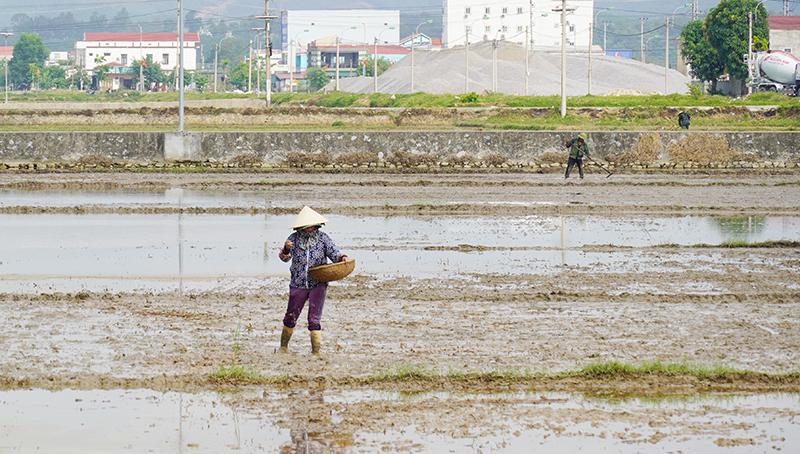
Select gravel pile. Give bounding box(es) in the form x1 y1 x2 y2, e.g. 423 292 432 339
332 40 690 95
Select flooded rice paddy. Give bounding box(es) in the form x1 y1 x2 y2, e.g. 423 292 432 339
0 212 797 293
1 388 797 453
1 174 799 452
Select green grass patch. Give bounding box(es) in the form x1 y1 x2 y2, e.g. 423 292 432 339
719 240 800 248
209 365 289 386
6 89 800 107
362 361 798 385
567 361 752 380
653 240 800 249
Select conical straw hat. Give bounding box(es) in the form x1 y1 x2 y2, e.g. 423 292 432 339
292 206 328 229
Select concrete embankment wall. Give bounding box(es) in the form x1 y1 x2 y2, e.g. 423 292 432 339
0 131 798 164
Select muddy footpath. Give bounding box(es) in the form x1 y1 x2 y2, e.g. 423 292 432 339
1 172 799 452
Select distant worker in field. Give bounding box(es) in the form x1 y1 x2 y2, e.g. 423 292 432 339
564 133 590 180
278 206 350 355
678 111 691 130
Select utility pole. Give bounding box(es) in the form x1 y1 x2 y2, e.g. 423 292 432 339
603 22 607 53
410 20 431 93
335 36 341 90
1 32 13 104
288 40 294 93
264 0 271 105
588 22 592 95
554 0 574 118
248 39 253 93
748 11 754 95
213 43 218 93
177 0 184 133
410 36 414 91
464 27 469 93
524 26 529 95
252 28 263 95
664 17 669 94
492 38 498 92
784 0 790 16
138 25 144 92
529 0 534 48
255 1 275 106
373 38 378 92
640 18 646 62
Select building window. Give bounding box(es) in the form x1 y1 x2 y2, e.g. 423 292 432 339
483 34 489 41
104 52 111 57
485 25 491 32
485 7 490 14
502 7 508 14
502 25 508 32
162 53 169 65
517 7 524 14
466 26 472 34
554 23 559 28
517 26 524 32
500 34 505 40
569 25 575 32
465 7 470 14
121 54 128 65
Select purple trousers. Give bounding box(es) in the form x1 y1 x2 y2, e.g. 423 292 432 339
283 284 327 331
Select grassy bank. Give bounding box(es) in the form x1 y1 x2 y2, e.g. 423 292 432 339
5 89 799 108
209 361 800 390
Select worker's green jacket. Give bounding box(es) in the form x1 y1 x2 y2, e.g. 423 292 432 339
567 139 590 159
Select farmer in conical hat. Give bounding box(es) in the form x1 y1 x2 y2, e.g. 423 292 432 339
278 206 348 355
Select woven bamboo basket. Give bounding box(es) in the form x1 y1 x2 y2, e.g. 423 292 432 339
309 259 356 283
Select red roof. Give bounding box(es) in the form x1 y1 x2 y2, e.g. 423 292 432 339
0 46 12 58
768 16 800 30
312 43 410 55
83 32 199 42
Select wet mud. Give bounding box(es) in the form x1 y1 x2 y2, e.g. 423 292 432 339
1 172 799 451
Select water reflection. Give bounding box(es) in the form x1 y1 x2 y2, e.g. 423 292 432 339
0 388 797 453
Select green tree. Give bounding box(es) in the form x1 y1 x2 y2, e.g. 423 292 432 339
364 57 392 77
706 0 768 81
680 20 725 91
227 60 249 90
9 33 48 89
307 67 329 92
190 71 208 92
130 56 167 90
40 65 69 89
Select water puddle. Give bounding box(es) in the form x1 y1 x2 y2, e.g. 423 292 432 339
0 213 797 293
0 388 796 453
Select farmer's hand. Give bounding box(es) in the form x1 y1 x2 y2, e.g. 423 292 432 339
283 240 293 252
339 255 349 263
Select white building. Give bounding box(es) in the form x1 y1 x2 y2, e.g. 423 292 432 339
442 0 594 50
75 32 199 71
281 10 400 70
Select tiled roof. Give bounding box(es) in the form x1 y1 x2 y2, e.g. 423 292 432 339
83 32 200 42
768 16 800 30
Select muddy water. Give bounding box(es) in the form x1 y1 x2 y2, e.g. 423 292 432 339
1 213 798 293
1 388 797 453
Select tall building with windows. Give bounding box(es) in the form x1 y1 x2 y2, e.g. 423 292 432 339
442 0 594 49
75 32 199 72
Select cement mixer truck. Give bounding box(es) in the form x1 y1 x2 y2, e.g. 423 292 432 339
749 51 800 96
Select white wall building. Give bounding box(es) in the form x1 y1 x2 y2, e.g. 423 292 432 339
75 32 199 71
281 9 400 70
442 0 594 50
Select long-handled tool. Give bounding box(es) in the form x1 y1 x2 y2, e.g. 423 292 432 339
586 156 614 178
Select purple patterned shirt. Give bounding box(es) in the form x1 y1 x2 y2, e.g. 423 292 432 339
281 231 342 289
